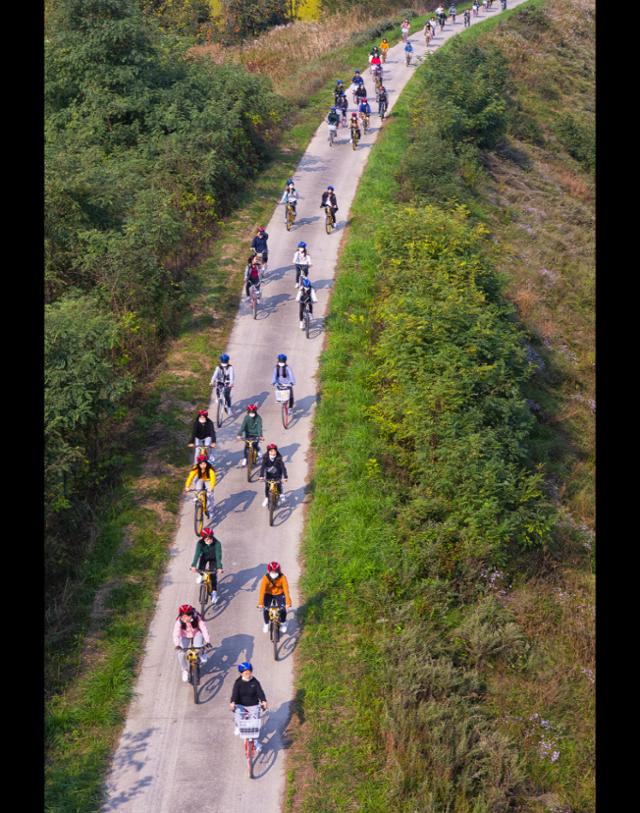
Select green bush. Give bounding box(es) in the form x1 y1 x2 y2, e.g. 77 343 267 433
553 112 595 171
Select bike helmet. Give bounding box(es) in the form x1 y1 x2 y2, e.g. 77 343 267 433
286 177 294 185
247 403 258 412
178 604 195 616
198 409 208 416
266 443 278 451
257 225 265 232
301 277 311 289
267 561 281 573
327 185 334 190
336 79 343 84
219 354 230 363
297 241 306 248
197 454 208 463
277 353 287 362
201 527 214 538
238 661 253 673
331 106 337 112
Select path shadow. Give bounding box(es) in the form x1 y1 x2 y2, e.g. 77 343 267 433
295 216 321 227
312 278 333 290
307 317 324 340
259 292 291 317
271 484 309 527
251 699 296 779
277 442 300 464
290 394 317 423
275 611 300 662
103 728 157 810
334 218 352 233
264 264 291 284
213 488 257 524
198 632 256 704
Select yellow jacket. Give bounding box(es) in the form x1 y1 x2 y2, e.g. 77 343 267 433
185 464 216 490
380 40 390 51
258 573 292 607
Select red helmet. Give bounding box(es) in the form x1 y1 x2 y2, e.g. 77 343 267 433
197 454 208 463
267 443 278 451
198 410 208 417
178 604 195 616
247 404 258 412
267 561 281 573
201 527 214 537
257 225 265 232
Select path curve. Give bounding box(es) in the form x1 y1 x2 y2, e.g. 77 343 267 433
102 5 525 811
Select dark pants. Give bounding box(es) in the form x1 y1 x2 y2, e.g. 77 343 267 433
295 264 309 285
244 436 260 461
216 383 232 408
197 556 218 590
264 479 282 499
246 280 261 297
263 593 286 625
299 300 313 321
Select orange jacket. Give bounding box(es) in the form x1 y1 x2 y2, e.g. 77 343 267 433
258 573 292 607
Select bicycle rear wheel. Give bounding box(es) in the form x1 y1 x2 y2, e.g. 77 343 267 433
281 401 289 429
252 292 257 319
268 489 276 527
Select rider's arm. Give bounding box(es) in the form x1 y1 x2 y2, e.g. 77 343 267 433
208 467 216 489
191 540 203 569
185 467 197 490
214 538 222 570
210 367 219 386
207 419 217 444
280 458 288 480
173 619 182 647
256 415 263 436
296 290 302 302
311 288 318 303
259 454 267 478
281 574 292 607
280 190 288 204
197 616 211 645
254 678 267 703
257 575 268 606
288 368 296 386
272 367 278 386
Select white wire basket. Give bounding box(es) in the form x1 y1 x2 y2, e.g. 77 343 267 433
274 387 290 403
236 709 262 739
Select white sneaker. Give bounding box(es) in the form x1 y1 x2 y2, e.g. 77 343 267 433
211 590 218 604
200 654 208 664
300 321 304 329
280 624 288 634
195 574 202 584
263 623 269 633
294 281 299 288
255 741 263 753
234 726 240 736
241 458 247 467
181 670 189 682
279 495 286 504
262 497 269 507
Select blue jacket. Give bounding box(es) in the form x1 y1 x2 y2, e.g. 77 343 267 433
251 233 269 253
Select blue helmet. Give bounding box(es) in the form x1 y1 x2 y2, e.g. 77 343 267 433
277 353 287 362
238 661 253 673
297 241 306 248
286 177 294 185
336 79 343 84
301 277 311 289
219 353 230 363
327 185 334 191
331 106 337 112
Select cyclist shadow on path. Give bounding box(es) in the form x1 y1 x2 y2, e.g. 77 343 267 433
213 488 257 525
288 394 317 426
198 632 256 705
274 613 301 662
252 699 296 779
103 729 156 810
263 264 291 284
294 215 321 227
271 484 310 527
204 563 265 623
256 292 291 319
277 442 300 464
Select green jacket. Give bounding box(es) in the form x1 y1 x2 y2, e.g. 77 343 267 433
239 413 263 437
191 537 222 569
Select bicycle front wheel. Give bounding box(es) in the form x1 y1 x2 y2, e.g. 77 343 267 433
246 738 254 778
252 295 257 319
194 499 204 536
305 310 310 339
281 401 289 429
199 583 208 616
246 448 252 482
273 621 280 660
216 397 224 427
269 490 276 527
191 662 200 704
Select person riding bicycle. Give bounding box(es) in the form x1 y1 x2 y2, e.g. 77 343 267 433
236 404 264 467
351 69 364 86
173 604 211 682
188 409 216 464
296 276 318 330
463 8 471 26
401 18 411 40
184 454 216 517
251 226 269 271
404 40 414 61
293 241 312 288
449 4 457 22
259 443 288 506
377 84 388 116
210 353 234 411
380 38 389 59
337 91 349 124
273 353 295 409
190 527 223 602
327 106 340 141
369 49 381 74
358 97 371 127
320 186 338 224
257 562 292 635
230 662 268 747
280 184 298 224
333 79 344 104
244 254 262 299
349 112 361 144
354 82 367 104
429 15 438 35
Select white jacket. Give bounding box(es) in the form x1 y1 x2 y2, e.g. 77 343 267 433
293 251 312 267
296 287 318 303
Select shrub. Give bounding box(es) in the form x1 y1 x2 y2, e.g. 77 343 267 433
553 112 595 171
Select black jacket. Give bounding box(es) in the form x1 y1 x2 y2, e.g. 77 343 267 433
231 675 267 705
321 191 338 209
260 452 288 480
192 417 216 442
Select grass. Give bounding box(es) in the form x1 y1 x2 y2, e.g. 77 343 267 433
286 1 594 811
44 6 440 811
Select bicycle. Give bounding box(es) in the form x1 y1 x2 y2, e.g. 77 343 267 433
184 642 212 704
240 437 261 482
234 705 265 778
275 385 291 429
215 382 231 427
197 566 221 616
248 281 260 320
302 298 312 339
266 601 282 658
189 440 215 466
286 202 296 231
360 113 369 134
350 127 360 150
328 124 337 147
265 479 281 526
378 99 388 120
324 205 336 235
189 488 211 536
405 51 412 67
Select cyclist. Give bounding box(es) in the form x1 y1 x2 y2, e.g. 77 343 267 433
358 96 371 130
351 70 363 104
333 79 344 105
380 38 390 62
354 81 368 105
284 177 294 193
273 353 295 409
230 662 268 747
173 604 211 682
404 40 414 64
259 443 288 506
423 20 433 45
401 18 410 41
244 254 262 300
184 454 216 517
449 4 457 23
190 527 223 603
280 184 298 225
188 409 216 464
257 561 292 635
500 0 507 9
236 404 264 467
472 1 479 15
463 8 471 27
251 226 269 274
369 48 381 76
293 241 312 288
320 185 338 225
296 276 318 330
429 15 438 36
436 5 446 28
210 353 234 412
349 112 361 145
337 91 349 126
377 84 388 118
327 106 340 143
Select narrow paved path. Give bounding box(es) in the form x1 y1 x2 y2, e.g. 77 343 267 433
102 5 525 811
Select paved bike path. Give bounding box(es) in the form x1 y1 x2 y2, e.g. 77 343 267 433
101 5 525 811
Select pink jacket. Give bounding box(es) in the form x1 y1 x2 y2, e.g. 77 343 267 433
173 617 210 647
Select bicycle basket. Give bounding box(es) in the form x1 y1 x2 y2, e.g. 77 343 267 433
275 387 289 403
237 712 262 739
